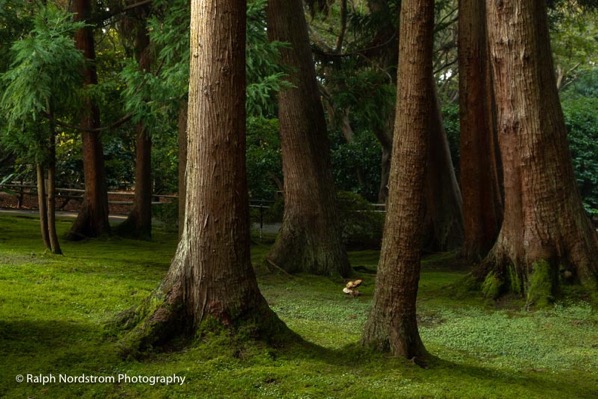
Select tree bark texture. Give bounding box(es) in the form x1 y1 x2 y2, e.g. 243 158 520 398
480 0 598 304
458 0 502 261
67 0 110 240
362 0 433 361
266 0 350 277
119 12 153 240
118 0 290 353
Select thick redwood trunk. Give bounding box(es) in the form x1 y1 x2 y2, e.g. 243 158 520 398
362 0 433 361
118 0 291 353
67 0 110 240
458 0 502 261
478 0 598 305
120 20 153 239
266 0 350 277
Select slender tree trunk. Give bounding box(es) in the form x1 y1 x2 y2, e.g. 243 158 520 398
266 0 350 277
119 17 153 239
67 0 110 240
362 0 433 362
422 90 464 252
458 0 502 261
36 163 51 250
478 0 598 305
177 100 188 238
46 105 62 254
118 0 292 354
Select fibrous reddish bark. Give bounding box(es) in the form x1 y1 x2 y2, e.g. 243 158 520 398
362 0 433 361
479 0 598 305
67 0 110 240
118 0 291 353
266 0 350 277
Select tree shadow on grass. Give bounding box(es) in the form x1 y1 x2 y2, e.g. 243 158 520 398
278 339 598 399
0 319 117 370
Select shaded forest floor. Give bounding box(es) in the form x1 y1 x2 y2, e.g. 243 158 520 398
0 214 596 398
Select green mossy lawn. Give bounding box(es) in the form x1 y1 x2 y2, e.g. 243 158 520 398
0 214 596 398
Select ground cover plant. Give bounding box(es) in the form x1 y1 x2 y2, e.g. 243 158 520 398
0 214 597 398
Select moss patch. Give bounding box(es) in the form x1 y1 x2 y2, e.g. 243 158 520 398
481 271 503 299
526 260 556 309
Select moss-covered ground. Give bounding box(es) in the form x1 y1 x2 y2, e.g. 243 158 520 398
0 214 596 398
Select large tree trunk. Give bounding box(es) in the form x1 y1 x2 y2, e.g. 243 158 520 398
117 0 292 354
67 0 110 240
422 90 464 252
362 0 433 362
119 16 153 240
458 0 502 261
478 0 598 305
266 0 350 277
